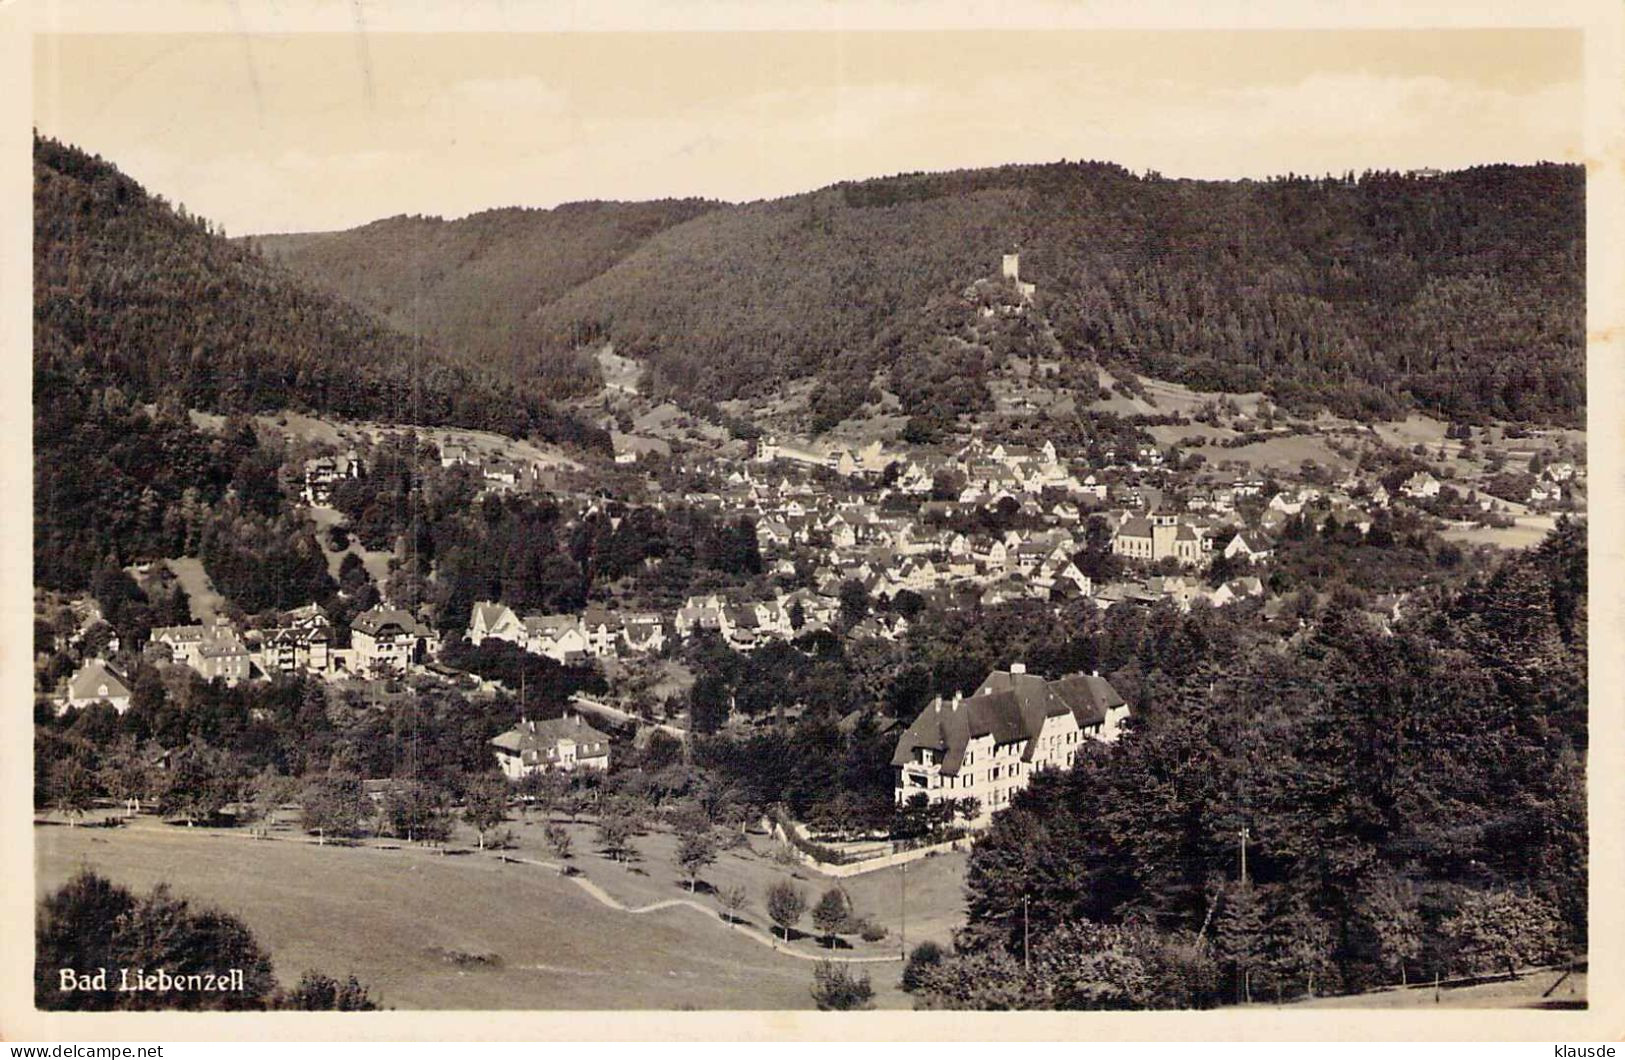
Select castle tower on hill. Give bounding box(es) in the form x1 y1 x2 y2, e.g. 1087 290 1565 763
1001 252 1037 301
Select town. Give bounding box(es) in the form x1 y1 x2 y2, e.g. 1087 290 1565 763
31 110 1590 1016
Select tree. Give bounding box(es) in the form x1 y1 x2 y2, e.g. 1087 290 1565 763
49 757 97 826
717 883 749 926
596 814 636 865
674 829 718 892
689 671 732 736
810 960 874 1010
159 741 243 827
1356 872 1423 986
36 870 278 1011
901 940 946 992
462 774 510 850
1440 890 1566 980
910 948 1034 1010
280 972 380 1011
837 579 870 627
383 780 451 843
766 879 808 942
299 773 367 843
811 887 851 948
243 768 297 839
1262 890 1335 1001
521 769 569 822
98 741 151 817
1214 884 1265 1004
1031 920 1153 1010
543 822 573 862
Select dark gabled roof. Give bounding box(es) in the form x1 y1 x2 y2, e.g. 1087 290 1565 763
1045 673 1127 729
1118 516 1154 538
890 691 1031 775
67 660 131 702
491 714 612 763
891 667 1124 775
352 608 425 637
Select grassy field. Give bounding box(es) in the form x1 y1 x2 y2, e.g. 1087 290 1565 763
36 820 923 1010
1287 968 1585 1010
1439 515 1560 551
476 812 969 954
162 557 227 624
306 505 395 586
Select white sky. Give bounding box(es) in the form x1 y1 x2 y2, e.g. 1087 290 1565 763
33 30 1583 236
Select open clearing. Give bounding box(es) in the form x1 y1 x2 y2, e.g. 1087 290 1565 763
1440 515 1560 551
162 557 227 623
465 813 969 956
1287 968 1584 1010
37 820 920 1010
306 505 395 586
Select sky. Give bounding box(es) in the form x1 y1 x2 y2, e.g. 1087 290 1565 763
33 29 1584 236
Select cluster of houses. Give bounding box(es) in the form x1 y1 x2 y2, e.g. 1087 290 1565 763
144 606 434 685
57 604 440 714
467 589 856 662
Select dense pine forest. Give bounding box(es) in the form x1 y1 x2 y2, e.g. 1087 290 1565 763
908 519 1587 1008
33 134 608 446
257 158 1583 426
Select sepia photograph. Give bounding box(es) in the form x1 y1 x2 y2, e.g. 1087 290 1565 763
8 0 1623 1043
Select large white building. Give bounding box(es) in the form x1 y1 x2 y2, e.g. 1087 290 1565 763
891 665 1128 826
491 713 612 780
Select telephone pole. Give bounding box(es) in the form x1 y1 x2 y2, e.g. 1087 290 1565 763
1022 894 1031 974
899 861 908 958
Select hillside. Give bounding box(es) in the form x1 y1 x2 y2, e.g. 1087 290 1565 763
529 162 1583 424
248 198 718 393
261 159 1584 427
33 133 606 447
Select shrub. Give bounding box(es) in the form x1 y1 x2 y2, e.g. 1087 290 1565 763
810 960 875 1010
901 940 945 992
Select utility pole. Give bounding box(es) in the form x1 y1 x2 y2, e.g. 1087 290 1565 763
1239 825 1250 887
1023 894 1031 974
899 861 908 958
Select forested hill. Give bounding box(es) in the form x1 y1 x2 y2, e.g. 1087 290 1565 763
32 134 607 448
247 198 718 393
529 161 1583 424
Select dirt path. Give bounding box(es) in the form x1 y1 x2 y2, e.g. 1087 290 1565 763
511 856 901 964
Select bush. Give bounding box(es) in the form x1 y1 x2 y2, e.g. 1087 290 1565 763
810 960 875 1010
900 940 945 992
859 920 890 943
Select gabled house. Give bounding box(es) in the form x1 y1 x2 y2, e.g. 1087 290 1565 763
468 601 525 647
1223 533 1274 562
351 608 430 675
620 613 668 654
151 619 253 684
63 659 132 714
491 713 612 780
302 451 363 506
891 665 1128 826
1401 471 1441 499
580 606 624 659
525 615 591 664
